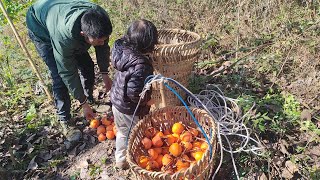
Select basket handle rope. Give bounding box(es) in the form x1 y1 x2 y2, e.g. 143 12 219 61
125 74 214 159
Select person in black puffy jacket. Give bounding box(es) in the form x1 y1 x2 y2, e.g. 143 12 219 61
110 19 158 170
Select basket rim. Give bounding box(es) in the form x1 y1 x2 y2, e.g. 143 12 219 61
154 28 201 50
126 106 217 179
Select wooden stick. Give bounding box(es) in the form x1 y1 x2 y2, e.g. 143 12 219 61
160 79 167 108
0 0 53 102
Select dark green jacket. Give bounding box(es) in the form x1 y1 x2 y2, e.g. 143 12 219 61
26 0 111 103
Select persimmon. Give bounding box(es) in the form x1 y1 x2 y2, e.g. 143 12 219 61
148 149 159 160
98 133 106 142
172 133 181 143
192 141 202 149
152 135 163 147
155 154 163 167
162 154 173 166
89 119 100 129
155 131 164 138
180 132 193 142
166 134 178 146
146 160 159 170
176 159 190 171
169 143 182 157
172 122 184 134
182 141 193 151
101 117 112 126
106 125 114 131
154 147 162 154
138 156 149 168
142 137 152 149
96 125 106 135
145 127 158 138
106 130 115 139
188 127 199 137
192 151 204 161
200 142 209 151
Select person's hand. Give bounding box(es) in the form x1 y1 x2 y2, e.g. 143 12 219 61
101 74 112 93
82 103 95 120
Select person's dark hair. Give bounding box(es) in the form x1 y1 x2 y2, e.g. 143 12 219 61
81 8 112 39
124 19 158 53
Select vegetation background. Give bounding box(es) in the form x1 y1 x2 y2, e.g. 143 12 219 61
0 0 319 179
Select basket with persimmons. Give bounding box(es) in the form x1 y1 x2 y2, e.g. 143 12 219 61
127 106 217 180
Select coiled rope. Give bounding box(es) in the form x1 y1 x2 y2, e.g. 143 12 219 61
126 74 264 179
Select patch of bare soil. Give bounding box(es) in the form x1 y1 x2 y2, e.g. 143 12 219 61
60 141 133 180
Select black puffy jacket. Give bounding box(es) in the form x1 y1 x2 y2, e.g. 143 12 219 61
110 38 153 116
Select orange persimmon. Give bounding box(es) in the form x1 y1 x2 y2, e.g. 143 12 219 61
152 135 163 148
166 134 178 146
96 125 106 135
142 137 152 150
138 155 149 168
106 130 115 140
172 122 184 134
98 133 106 142
101 117 112 126
180 132 193 142
169 143 182 157
148 148 159 160
89 119 100 129
162 154 173 166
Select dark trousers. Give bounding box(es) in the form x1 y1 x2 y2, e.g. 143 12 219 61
28 30 94 121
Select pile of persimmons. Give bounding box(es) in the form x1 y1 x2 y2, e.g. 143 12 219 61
89 115 117 142
138 122 209 174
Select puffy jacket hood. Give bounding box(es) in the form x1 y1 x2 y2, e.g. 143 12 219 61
112 38 150 72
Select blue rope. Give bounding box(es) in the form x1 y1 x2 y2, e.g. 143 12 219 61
163 81 213 158
126 75 214 159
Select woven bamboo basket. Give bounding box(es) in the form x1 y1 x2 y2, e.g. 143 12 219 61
150 29 201 109
127 106 217 180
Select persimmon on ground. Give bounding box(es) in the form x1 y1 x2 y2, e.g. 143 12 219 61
89 119 100 129
89 116 116 141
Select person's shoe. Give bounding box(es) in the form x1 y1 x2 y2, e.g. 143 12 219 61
115 161 129 170
58 121 82 142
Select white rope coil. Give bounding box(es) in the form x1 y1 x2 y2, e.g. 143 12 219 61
136 76 265 179
187 84 264 179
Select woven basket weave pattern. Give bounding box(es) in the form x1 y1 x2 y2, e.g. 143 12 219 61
127 106 216 180
150 29 201 109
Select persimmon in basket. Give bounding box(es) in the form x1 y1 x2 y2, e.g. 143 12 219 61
136 122 209 174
